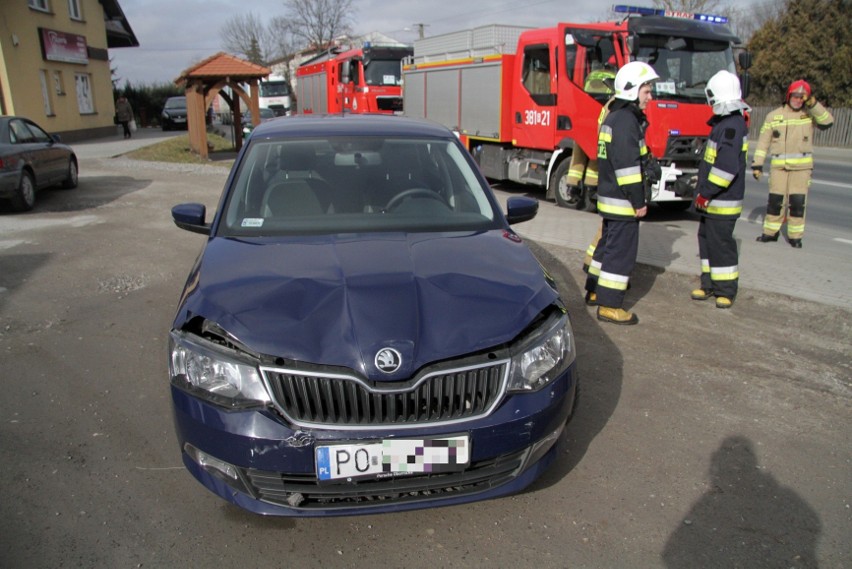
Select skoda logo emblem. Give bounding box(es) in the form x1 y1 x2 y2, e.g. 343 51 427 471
375 348 402 373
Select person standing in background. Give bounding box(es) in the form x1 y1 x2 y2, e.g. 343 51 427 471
115 95 134 139
751 80 833 248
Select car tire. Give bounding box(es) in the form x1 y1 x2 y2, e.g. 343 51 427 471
61 159 78 189
551 159 585 210
162 123 171 131
11 170 36 212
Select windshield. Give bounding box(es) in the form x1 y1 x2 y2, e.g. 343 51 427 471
260 81 291 97
635 36 735 103
219 136 498 237
364 60 403 86
165 97 186 109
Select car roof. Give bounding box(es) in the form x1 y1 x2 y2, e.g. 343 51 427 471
249 114 456 140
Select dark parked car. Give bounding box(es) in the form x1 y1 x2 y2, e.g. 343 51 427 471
169 114 578 516
0 116 78 212
241 107 277 138
161 96 188 131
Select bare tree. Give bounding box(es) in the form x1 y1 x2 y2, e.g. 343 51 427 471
727 0 785 44
652 0 729 12
220 12 278 65
284 0 355 49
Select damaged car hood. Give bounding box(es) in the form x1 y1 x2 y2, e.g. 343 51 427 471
174 230 557 381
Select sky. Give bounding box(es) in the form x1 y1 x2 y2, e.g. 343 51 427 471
108 0 623 85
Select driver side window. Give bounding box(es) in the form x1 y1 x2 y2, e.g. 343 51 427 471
522 46 551 96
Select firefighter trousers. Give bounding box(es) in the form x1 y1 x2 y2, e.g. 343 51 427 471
697 216 739 300
566 148 599 189
762 168 811 239
583 222 604 271
585 217 639 309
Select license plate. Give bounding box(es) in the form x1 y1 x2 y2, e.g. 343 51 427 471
316 435 469 482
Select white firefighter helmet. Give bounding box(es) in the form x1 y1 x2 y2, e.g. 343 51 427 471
614 61 659 101
705 70 742 107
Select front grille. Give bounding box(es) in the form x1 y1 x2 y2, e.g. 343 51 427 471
664 135 706 165
376 96 404 112
243 448 526 510
263 361 508 428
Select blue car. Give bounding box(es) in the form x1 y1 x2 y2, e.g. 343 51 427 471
169 114 578 516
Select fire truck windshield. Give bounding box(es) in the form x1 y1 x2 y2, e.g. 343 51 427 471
635 36 735 103
364 60 403 86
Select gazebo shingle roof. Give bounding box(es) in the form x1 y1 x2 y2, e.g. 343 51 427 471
175 52 270 82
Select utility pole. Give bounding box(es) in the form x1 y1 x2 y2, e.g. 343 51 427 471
412 23 429 39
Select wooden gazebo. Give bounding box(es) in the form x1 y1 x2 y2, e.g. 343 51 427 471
175 52 271 158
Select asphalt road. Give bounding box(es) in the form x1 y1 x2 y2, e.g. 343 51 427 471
0 138 850 568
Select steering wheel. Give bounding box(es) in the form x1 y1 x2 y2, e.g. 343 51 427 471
385 188 448 211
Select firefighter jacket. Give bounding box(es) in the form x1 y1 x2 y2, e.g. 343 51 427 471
596 100 649 220
752 101 833 171
697 112 748 220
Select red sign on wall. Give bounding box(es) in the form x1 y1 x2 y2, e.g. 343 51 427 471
39 28 88 65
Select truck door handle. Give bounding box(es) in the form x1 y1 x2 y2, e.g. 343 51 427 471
515 112 522 124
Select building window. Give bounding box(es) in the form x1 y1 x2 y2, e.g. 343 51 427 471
28 0 50 12
75 73 94 114
68 0 83 20
53 70 66 95
40 70 54 116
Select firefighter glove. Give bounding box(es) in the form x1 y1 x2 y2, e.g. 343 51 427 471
804 95 817 109
752 166 763 181
694 194 710 211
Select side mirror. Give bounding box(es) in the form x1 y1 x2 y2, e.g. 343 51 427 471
172 203 210 235
739 71 751 99
51 134 63 143
738 51 752 71
506 196 538 225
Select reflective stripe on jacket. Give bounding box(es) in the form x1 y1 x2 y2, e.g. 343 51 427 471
752 101 834 171
697 112 748 220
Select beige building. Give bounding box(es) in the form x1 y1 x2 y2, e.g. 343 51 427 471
0 0 137 142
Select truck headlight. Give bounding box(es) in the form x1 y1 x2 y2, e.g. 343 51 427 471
169 330 271 408
507 311 575 392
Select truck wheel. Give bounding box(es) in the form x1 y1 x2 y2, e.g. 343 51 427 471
11 171 36 212
550 160 584 210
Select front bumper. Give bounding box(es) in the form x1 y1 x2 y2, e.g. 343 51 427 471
171 363 577 516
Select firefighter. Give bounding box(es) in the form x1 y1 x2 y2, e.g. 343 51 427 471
752 79 834 248
690 70 750 309
562 56 617 207
585 61 659 325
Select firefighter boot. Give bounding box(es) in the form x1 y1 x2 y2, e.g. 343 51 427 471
789 238 803 248
597 306 638 325
756 233 779 243
715 297 733 309
585 291 598 306
691 288 713 301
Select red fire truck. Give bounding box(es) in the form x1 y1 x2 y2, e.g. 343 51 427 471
402 5 751 210
296 44 413 115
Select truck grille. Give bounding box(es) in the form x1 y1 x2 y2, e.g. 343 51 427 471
664 135 705 165
376 96 404 112
243 448 525 510
262 361 508 428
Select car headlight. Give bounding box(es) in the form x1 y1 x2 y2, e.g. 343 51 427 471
169 330 271 408
507 311 575 392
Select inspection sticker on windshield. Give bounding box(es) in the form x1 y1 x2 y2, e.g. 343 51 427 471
316 435 469 482
241 218 264 228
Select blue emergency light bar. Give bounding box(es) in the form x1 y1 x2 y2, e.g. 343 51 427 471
613 4 728 24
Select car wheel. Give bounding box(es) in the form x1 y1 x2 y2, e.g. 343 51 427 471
550 159 585 210
61 159 78 189
11 171 36 212
162 123 170 131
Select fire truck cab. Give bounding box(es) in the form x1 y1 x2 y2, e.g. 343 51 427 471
297 44 413 115
403 5 750 210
